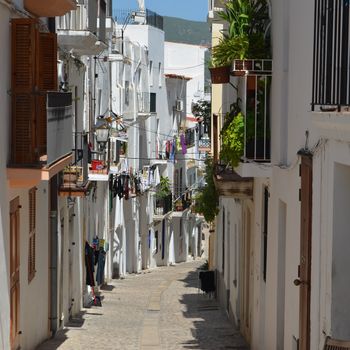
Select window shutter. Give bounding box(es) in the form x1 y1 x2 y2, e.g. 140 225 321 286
37 32 58 156
11 19 37 164
28 187 36 282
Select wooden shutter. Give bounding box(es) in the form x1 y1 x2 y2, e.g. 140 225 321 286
37 32 58 157
28 187 36 282
11 18 38 164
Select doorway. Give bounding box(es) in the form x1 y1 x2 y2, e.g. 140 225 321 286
297 155 312 350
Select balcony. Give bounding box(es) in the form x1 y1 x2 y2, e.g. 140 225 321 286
88 159 110 181
24 0 76 17
8 92 73 188
171 190 192 217
59 133 91 197
137 91 151 118
228 67 272 178
198 135 211 152
153 194 173 221
185 128 196 148
213 164 253 198
56 2 107 56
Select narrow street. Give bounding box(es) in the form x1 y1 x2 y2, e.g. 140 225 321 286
37 261 248 350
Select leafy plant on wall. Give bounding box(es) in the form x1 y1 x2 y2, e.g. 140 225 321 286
220 112 245 167
156 176 171 199
193 158 219 223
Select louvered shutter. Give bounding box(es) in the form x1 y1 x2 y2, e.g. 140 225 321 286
37 32 58 157
11 19 37 164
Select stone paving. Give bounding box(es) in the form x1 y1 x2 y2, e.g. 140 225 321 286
37 260 248 350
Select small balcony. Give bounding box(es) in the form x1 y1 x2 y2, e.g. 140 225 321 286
198 135 211 152
213 163 253 198
24 0 76 17
88 159 110 181
153 194 173 221
8 92 73 188
56 2 107 56
59 133 91 197
137 91 151 117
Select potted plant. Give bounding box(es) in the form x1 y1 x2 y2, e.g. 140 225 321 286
208 59 231 84
210 0 271 77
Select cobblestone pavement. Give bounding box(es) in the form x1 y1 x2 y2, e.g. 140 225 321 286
37 260 248 350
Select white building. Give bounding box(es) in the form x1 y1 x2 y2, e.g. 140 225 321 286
209 0 350 349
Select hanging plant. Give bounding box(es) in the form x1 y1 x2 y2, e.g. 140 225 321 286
193 158 219 223
220 112 245 167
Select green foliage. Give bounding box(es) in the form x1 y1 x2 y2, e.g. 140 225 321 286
211 0 271 67
193 159 219 223
220 112 245 167
192 100 211 126
156 176 171 199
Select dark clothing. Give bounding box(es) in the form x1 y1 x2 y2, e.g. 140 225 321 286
85 242 95 286
96 249 106 285
199 271 215 293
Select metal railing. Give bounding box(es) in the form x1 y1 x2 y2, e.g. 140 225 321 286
243 74 271 162
312 0 350 111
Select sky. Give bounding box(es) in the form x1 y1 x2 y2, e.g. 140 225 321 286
113 0 208 22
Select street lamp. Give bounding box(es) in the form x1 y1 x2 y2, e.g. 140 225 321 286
94 116 110 151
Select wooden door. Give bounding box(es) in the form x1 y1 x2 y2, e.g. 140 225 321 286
10 197 21 350
297 155 313 350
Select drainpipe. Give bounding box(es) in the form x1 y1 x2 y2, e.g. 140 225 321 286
49 176 58 335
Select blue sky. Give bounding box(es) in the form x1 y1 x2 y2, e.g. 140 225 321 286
113 0 208 22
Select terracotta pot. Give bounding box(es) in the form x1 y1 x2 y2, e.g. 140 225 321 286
209 66 231 84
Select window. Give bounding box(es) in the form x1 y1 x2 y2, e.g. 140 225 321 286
155 230 159 253
125 81 129 106
150 93 156 113
263 187 269 281
158 62 162 87
312 0 350 110
28 187 36 282
149 60 153 86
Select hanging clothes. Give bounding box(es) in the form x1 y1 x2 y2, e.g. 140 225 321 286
124 175 129 200
96 248 106 285
165 141 170 159
85 241 95 286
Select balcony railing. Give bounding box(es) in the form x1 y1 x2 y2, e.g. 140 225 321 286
154 194 173 216
232 59 272 75
243 74 271 162
57 4 94 33
312 0 350 111
199 136 211 149
59 132 90 196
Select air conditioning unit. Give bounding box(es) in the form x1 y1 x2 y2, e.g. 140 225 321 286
176 99 183 112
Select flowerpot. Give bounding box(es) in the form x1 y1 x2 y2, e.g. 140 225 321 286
209 66 231 84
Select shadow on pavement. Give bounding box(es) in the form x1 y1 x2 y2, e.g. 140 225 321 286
178 270 249 350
